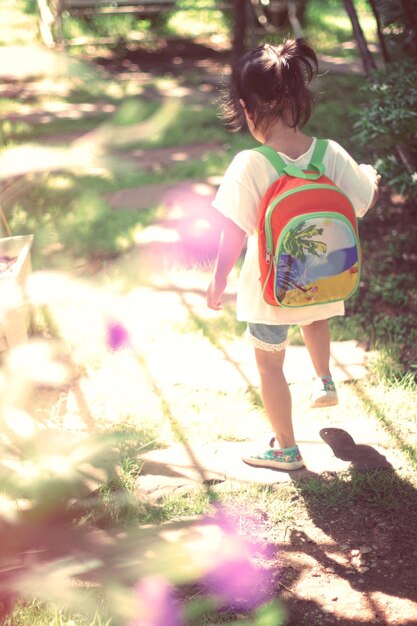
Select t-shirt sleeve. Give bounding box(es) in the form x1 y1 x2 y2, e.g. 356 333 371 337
327 141 377 218
212 151 260 235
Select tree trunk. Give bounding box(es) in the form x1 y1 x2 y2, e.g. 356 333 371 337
367 0 391 63
400 0 417 34
232 0 246 61
343 0 377 76
288 0 303 39
400 0 417 56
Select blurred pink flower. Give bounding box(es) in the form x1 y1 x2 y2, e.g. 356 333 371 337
202 507 275 610
131 575 181 626
106 319 130 351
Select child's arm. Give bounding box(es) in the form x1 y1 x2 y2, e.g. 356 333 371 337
207 216 247 311
359 164 381 210
327 142 381 217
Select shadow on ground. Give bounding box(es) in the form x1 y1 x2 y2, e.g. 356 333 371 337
279 433 417 625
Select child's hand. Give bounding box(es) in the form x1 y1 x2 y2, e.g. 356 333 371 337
207 276 227 310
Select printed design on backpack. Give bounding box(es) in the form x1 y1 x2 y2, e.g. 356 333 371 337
255 139 361 308
276 214 359 306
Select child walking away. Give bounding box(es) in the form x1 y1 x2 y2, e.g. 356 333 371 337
206 39 380 471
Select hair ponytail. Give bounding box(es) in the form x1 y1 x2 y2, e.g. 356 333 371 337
221 38 318 131
279 38 317 82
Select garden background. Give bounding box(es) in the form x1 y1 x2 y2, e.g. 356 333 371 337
0 1 417 625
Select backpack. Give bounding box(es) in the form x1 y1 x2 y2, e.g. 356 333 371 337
254 139 361 308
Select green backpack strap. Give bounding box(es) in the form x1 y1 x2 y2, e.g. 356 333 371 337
253 139 329 181
253 144 287 176
308 138 329 172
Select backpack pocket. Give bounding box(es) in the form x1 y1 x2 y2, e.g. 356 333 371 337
273 212 360 307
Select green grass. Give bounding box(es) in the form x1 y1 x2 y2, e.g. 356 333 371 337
180 303 246 342
137 487 214 525
140 105 230 149
351 375 417 470
58 13 153 45
5 602 111 626
0 114 112 144
2 97 252 269
6 171 158 268
165 1 228 38
298 465 417 511
51 0 227 44
307 73 370 159
218 483 304 526
304 0 377 58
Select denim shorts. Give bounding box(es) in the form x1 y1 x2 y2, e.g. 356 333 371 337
247 323 289 352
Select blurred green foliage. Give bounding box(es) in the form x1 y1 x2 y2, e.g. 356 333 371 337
355 60 417 200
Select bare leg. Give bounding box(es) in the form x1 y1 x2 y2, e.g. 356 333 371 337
300 319 332 378
254 347 295 449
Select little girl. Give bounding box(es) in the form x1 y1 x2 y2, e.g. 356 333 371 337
207 39 380 471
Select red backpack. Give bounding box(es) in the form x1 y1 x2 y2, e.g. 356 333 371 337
255 139 361 308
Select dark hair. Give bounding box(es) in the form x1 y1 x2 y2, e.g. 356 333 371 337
222 38 318 131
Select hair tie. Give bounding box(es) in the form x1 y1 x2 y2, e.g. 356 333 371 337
265 43 291 69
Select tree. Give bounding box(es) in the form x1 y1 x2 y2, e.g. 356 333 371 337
367 0 391 63
343 0 377 75
232 0 247 61
400 0 417 55
351 0 417 199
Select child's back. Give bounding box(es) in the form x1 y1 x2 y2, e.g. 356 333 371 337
207 39 380 471
213 136 377 324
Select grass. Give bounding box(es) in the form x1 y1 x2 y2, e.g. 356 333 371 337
5 171 158 269
0 113 112 143
50 0 227 44
304 0 377 58
351 376 417 470
180 303 246 342
298 466 417 511
5 602 111 626
140 105 230 149
2 98 251 270
307 73 368 158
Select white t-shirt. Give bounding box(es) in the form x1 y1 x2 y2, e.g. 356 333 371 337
213 138 376 325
